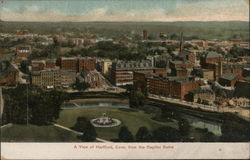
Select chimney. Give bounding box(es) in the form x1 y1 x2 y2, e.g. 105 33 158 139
179 32 184 53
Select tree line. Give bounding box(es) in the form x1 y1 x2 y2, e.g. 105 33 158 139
2 84 68 125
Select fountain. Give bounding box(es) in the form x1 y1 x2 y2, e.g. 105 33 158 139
90 113 121 127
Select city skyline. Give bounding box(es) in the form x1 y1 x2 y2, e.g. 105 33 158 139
0 0 249 22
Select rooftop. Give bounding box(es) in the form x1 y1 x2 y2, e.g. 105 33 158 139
220 72 237 81
206 52 223 58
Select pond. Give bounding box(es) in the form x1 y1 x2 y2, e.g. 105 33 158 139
182 114 222 136
61 101 129 109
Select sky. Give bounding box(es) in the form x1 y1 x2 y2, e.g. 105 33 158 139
0 0 249 22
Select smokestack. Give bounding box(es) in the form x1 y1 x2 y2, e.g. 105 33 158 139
143 30 148 40
179 32 184 53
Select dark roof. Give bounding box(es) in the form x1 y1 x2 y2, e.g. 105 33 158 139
206 52 223 58
220 72 237 81
234 81 250 98
178 50 191 58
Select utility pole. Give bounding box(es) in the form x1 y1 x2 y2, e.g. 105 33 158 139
26 84 29 126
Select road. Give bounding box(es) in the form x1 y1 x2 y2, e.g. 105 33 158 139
11 63 28 84
148 94 250 121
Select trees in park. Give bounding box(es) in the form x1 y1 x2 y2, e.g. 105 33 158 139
71 116 97 142
135 126 152 142
152 126 181 142
118 126 134 142
3 85 68 125
220 118 250 142
178 119 190 137
73 81 90 91
129 90 145 109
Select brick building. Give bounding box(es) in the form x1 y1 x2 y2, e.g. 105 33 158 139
78 57 95 72
200 52 224 67
45 60 56 69
147 76 200 100
171 68 188 77
56 57 95 72
56 57 78 71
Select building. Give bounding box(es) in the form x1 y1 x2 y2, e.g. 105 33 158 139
31 60 45 72
188 89 215 104
0 61 19 86
178 50 196 63
230 98 250 108
45 60 56 69
147 76 200 100
169 60 194 70
56 57 78 71
77 70 101 88
200 52 224 67
78 57 96 72
111 60 154 86
56 57 95 72
219 72 239 87
31 69 76 89
99 60 112 75
16 45 31 58
143 30 148 40
171 68 188 77
202 69 214 81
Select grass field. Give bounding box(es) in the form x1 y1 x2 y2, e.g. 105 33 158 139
56 107 177 140
1 124 81 142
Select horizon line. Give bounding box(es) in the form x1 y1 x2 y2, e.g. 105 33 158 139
1 20 249 23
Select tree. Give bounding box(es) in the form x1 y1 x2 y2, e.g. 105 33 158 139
72 117 89 132
220 119 250 142
73 80 90 91
200 129 216 142
153 126 181 142
136 126 152 142
118 126 134 142
3 85 68 125
80 121 97 142
129 90 145 109
178 119 190 135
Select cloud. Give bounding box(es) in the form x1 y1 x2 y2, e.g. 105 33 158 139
0 2 249 22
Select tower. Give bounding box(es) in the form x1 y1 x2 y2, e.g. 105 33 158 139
179 32 184 53
143 30 148 40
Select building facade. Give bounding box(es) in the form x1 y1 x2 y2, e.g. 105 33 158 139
111 60 154 86
31 70 76 89
147 76 200 100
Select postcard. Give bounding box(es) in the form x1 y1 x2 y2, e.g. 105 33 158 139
0 0 249 159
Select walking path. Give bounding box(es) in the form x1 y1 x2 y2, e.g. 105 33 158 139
53 123 112 143
0 123 13 129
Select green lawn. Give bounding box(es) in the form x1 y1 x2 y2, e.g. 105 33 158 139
1 124 81 142
56 107 177 140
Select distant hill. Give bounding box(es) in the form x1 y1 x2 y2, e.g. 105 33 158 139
0 21 249 41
